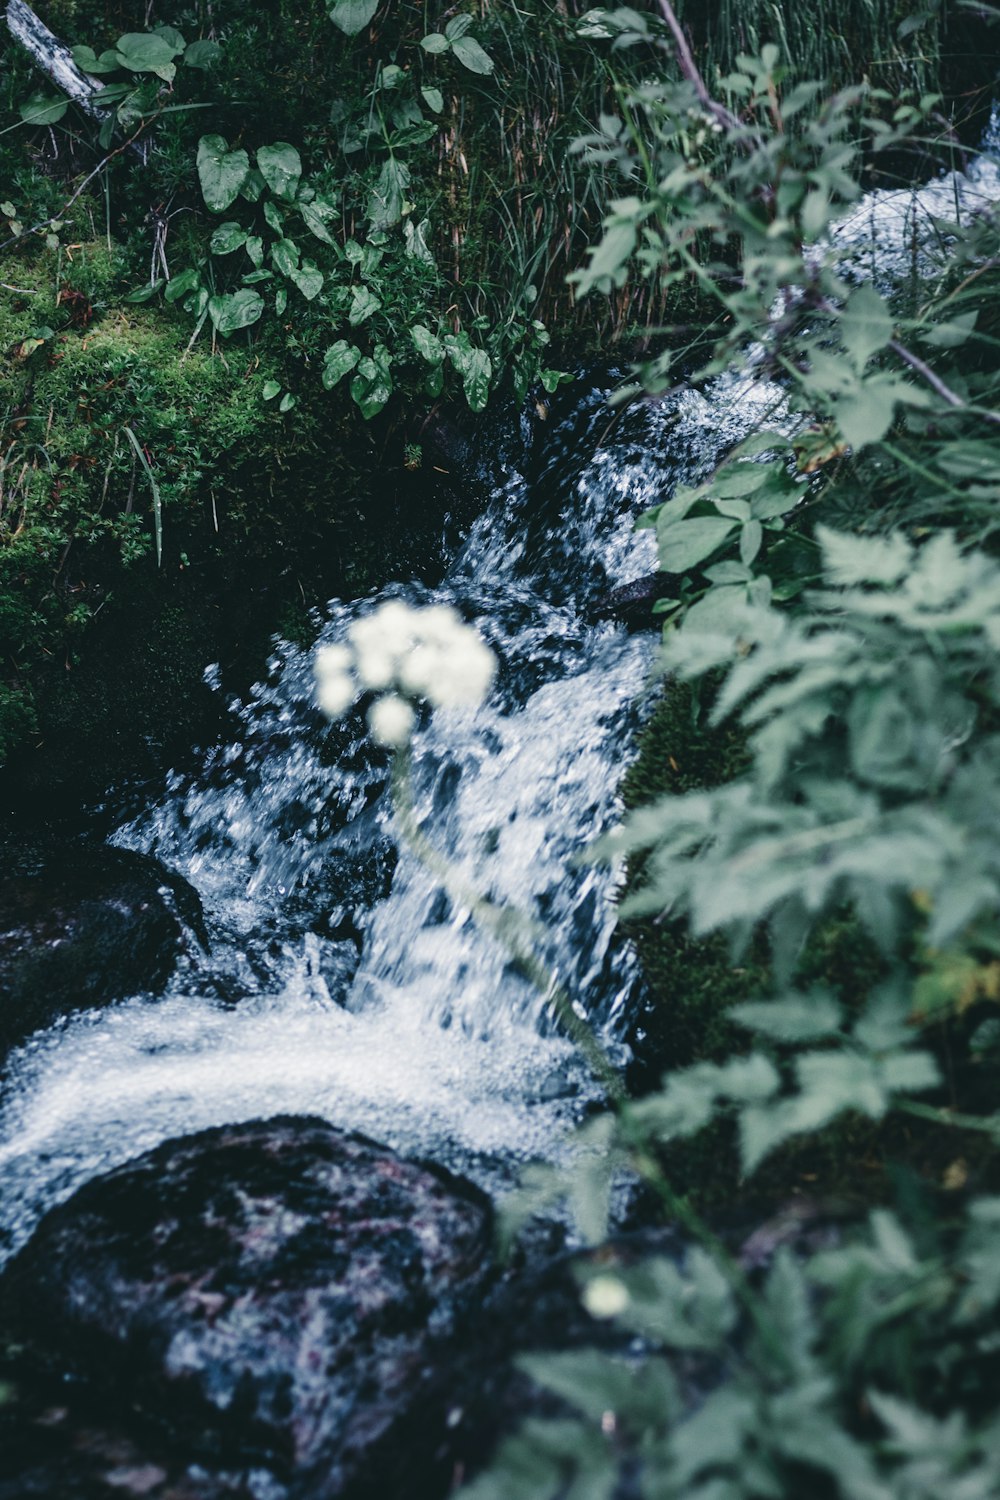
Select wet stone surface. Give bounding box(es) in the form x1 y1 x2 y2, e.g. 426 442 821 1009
0 1116 493 1498
0 843 205 1058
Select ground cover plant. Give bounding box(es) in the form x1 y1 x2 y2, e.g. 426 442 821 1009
453 6 1000 1497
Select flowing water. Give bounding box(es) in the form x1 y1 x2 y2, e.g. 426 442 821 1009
0 368 786 1264
1 124 998 1265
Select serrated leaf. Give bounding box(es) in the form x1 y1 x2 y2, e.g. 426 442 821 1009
197 135 250 212
731 993 843 1041
328 0 379 36
257 142 302 202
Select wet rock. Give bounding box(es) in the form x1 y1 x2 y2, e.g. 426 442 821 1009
0 844 205 1056
0 1116 493 1498
591 572 681 629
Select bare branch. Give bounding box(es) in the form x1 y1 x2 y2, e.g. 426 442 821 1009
5 0 106 120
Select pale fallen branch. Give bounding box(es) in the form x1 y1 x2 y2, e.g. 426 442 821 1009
5 0 106 120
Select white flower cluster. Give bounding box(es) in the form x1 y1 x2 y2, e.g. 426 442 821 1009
314 600 496 748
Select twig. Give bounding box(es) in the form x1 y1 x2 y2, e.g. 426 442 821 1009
655 0 744 135
889 337 1000 426
0 114 160 255
5 0 105 120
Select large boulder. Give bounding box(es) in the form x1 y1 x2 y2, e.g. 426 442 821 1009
0 1116 493 1498
0 843 205 1054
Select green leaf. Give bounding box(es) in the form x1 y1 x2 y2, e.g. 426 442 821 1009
115 31 181 80
279 391 296 412
70 45 120 75
197 135 250 212
420 32 450 53
299 199 337 246
731 993 843 1042
207 288 265 336
445 14 474 40
246 235 264 267
184 39 222 69
19 93 68 125
411 324 444 364
209 221 247 255
164 266 202 303
922 310 978 348
444 334 492 411
272 238 301 277
263 199 285 234
840 284 893 372
657 515 737 573
257 142 302 202
451 35 495 73
421 86 444 113
817 525 911 585
153 25 186 51
274 287 288 316
329 0 379 36
836 379 899 449
322 340 361 389
262 380 281 400
367 157 411 231
351 345 393 418
349 284 382 325
290 260 324 300
740 519 763 567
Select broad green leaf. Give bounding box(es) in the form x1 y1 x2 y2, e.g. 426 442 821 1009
420 32 450 53
922 310 978 348
740 519 762 566
290 260 324 299
246 235 264 267
657 516 737 573
262 380 281 400
209 221 246 255
207 287 264 336
452 34 495 72
404 217 435 264
70 45 120 75
351 346 393 418
411 324 444 364
299 199 337 245
445 14 474 39
322 340 361 389
272 238 301 276
257 142 302 202
279 391 296 412
840 284 893 372
836 382 897 448
115 31 181 80
275 287 288 316
153 25 186 51
164 266 202 303
349 284 382 325
328 0 379 36
571 219 637 296
19 93 68 125
263 199 285 234
197 135 250 212
240 168 266 203
367 157 411 231
184 39 222 69
421 86 444 113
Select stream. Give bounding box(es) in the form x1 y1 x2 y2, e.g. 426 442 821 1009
0 119 998 1267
